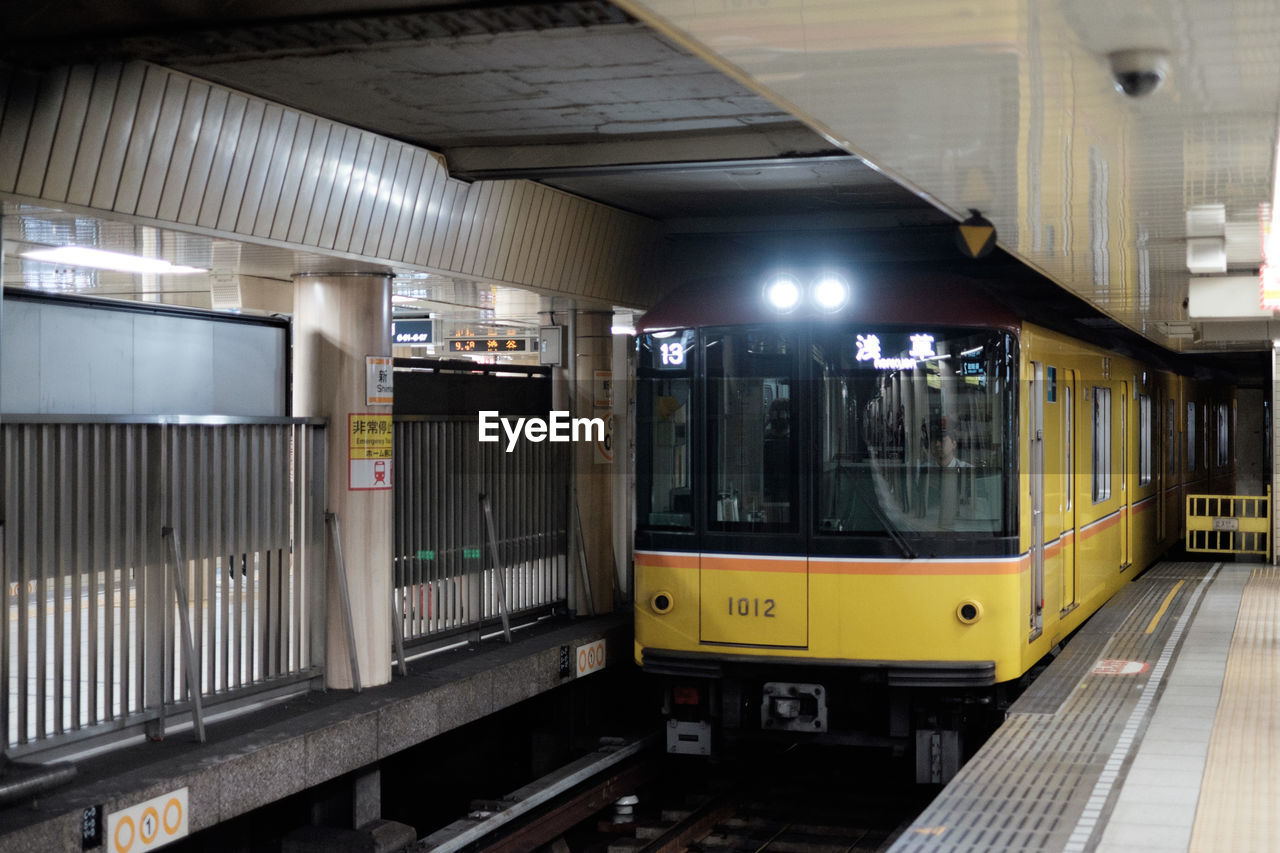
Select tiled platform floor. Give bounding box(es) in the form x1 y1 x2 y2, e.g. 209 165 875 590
892 560 1275 853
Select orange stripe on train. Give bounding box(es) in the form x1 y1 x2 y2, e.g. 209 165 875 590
638 551 1025 576
701 555 806 573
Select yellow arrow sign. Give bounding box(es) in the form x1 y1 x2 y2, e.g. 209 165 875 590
957 211 996 259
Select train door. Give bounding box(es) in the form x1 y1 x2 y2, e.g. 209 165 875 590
1029 362 1045 641
1061 369 1078 612
699 328 808 648
1120 381 1131 570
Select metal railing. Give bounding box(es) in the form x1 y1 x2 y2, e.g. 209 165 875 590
393 417 568 644
1186 488 1271 557
0 417 327 755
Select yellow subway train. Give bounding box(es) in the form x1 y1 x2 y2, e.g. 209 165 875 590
632 267 1234 779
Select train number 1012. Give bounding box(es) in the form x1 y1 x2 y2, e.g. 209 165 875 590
728 597 776 617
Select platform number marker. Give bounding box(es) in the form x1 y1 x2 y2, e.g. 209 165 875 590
82 805 104 849
107 787 188 853
575 640 606 678
559 645 572 678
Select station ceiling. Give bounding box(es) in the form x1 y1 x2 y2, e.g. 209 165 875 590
2 0 1278 372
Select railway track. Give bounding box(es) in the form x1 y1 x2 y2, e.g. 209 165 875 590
414 734 933 853
621 743 931 853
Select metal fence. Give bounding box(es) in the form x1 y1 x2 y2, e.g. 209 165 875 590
0 417 327 755
1186 489 1271 558
394 417 568 643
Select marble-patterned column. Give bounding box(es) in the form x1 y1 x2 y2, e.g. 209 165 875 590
293 271 394 688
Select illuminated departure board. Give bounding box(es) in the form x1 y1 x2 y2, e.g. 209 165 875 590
448 338 529 353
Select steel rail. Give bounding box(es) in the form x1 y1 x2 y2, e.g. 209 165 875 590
416 733 659 852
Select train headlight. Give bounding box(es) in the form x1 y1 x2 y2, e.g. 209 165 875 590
651 591 674 615
763 275 801 312
956 600 983 624
812 275 849 311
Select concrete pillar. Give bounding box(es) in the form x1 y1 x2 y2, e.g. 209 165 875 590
293 272 394 688
611 320 634 601
573 310 616 613
1273 344 1280 564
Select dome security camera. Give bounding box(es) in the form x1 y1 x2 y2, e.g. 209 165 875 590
1107 48 1170 97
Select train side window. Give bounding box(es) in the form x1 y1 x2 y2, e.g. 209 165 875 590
1064 383 1073 512
1215 403 1230 467
1138 394 1152 486
1186 401 1197 473
1092 386 1111 502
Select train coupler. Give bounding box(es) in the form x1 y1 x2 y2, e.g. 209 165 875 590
760 682 828 733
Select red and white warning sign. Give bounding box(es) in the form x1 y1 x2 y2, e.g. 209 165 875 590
349 413 393 491
1092 658 1150 676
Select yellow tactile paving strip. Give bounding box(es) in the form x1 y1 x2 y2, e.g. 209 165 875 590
1189 565 1280 852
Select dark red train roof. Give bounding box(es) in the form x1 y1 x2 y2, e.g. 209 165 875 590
638 269 1023 333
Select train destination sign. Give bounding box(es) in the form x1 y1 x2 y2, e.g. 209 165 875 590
448 337 529 353
854 332 937 370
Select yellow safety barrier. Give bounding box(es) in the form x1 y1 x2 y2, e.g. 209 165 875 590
1186 488 1271 558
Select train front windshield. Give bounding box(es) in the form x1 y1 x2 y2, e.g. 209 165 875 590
637 325 1017 550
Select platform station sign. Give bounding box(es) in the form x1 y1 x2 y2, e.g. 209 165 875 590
349 413 393 491
106 787 189 852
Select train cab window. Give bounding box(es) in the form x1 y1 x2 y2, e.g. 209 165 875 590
638 330 696 530
813 328 1015 538
704 329 797 532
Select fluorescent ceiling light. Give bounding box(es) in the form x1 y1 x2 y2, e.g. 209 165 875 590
23 246 207 274
391 295 420 304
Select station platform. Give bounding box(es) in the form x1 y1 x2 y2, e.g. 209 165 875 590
0 613 629 851
891 559 1277 853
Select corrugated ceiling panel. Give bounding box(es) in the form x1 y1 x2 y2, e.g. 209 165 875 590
156 79 211 223
1 61 658 305
283 118 330 244
42 65 94 203
90 62 146 211
390 149 428 262
233 102 283 235
66 64 123 207
366 141 404 258
252 108 300 238
333 131 374 252
15 66 69 199
346 135 386 253
0 69 12 190
215 98 264 232
134 72 191 219
195 91 246 229
269 113 315 243
114 64 168 215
